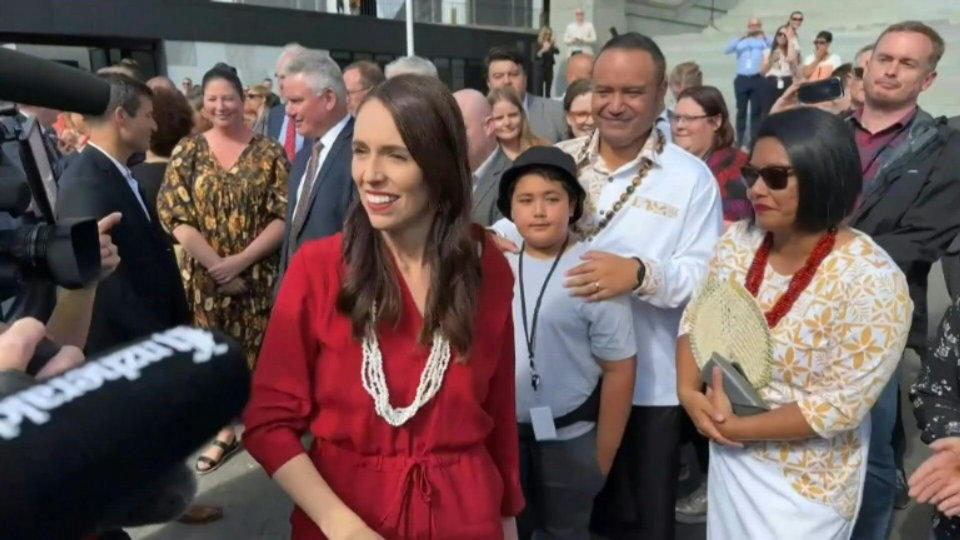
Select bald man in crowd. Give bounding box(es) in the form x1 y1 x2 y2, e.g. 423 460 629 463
565 52 594 86
454 89 511 226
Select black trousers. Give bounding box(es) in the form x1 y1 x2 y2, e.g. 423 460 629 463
760 75 792 122
733 74 764 147
590 406 682 540
533 61 554 98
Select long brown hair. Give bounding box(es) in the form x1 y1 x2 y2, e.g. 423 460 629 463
487 86 548 151
336 74 481 359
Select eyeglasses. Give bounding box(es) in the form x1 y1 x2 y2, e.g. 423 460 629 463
853 67 864 78
776 33 786 38
741 164 794 190
814 39 828 45
347 86 373 96
670 114 710 125
791 16 804 21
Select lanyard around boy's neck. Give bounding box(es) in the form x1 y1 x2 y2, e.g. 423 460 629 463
518 235 569 392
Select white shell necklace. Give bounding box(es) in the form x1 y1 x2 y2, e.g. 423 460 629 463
361 303 452 427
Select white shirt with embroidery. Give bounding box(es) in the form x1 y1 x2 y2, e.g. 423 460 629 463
494 128 723 406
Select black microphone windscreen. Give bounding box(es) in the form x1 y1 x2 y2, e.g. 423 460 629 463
0 327 251 538
0 48 111 116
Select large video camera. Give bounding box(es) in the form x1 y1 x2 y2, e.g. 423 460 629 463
0 48 112 321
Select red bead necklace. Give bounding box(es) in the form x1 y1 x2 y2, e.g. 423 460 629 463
744 229 838 328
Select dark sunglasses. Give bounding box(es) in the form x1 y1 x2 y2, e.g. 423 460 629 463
741 165 794 190
814 39 828 45
791 16 804 21
853 67 864 78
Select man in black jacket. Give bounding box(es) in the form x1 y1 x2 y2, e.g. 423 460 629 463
56 74 189 353
846 21 960 540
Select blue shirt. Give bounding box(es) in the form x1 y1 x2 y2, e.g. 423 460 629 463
724 36 772 76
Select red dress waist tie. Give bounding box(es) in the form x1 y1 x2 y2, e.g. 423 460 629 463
309 439 473 540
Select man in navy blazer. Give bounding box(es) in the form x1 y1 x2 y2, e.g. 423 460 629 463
277 50 355 281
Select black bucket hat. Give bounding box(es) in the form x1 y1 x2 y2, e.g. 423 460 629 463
496 146 586 224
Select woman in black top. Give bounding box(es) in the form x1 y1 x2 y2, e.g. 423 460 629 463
534 26 559 98
131 87 194 212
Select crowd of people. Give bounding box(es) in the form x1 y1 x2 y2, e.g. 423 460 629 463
11 8 960 540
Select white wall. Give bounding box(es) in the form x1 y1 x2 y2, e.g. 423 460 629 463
164 40 330 88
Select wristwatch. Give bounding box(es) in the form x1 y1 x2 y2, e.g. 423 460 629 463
632 257 646 291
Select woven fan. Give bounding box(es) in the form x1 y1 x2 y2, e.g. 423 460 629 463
688 277 773 414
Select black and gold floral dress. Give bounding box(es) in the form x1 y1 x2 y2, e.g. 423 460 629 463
158 134 289 369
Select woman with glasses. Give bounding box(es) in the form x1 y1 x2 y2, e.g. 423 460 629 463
761 25 800 118
677 108 912 539
803 31 842 81
671 86 751 228
563 79 594 140
244 84 270 136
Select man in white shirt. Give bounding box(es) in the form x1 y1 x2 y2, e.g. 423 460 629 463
494 32 722 540
277 50 355 280
564 8 597 56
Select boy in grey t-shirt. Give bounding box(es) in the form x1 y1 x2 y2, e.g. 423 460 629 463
496 146 637 539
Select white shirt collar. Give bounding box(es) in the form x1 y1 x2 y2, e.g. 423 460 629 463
87 141 132 179
319 113 351 150
473 146 499 183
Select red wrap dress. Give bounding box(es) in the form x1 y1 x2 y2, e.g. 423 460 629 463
242 233 524 539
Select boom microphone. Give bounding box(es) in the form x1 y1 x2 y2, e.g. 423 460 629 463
0 48 111 115
0 326 251 538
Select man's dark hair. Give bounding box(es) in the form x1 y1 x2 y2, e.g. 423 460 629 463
599 32 667 83
816 30 834 43
85 73 153 124
754 108 862 232
345 60 386 89
485 47 528 76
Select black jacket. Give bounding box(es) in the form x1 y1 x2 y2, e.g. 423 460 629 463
848 109 960 350
56 146 190 355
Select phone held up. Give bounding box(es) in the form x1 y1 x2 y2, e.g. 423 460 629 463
796 77 844 105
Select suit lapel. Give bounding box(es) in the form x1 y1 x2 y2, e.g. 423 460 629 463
294 118 353 242
475 148 509 211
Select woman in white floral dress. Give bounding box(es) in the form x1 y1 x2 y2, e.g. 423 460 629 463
677 108 913 539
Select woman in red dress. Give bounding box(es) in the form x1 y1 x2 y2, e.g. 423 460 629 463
243 74 524 540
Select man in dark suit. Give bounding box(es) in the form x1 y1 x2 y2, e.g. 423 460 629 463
277 50 355 280
486 46 568 143
56 73 189 355
267 43 309 161
454 88 512 226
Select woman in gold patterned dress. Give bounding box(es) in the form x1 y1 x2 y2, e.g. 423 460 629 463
676 108 912 538
158 63 288 474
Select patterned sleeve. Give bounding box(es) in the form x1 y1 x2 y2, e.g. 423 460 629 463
797 264 913 439
679 222 741 336
157 137 201 234
911 300 960 443
265 141 289 221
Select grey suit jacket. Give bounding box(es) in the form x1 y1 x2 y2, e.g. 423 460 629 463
278 116 355 281
526 93 567 144
471 147 512 227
